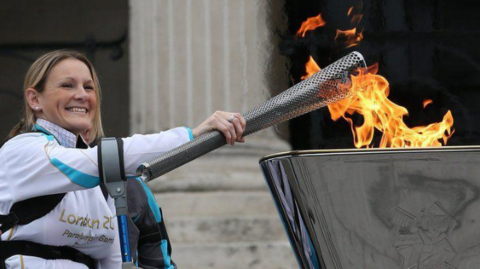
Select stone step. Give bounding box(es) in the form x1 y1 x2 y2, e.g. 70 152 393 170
154 191 279 218
148 154 270 192
166 215 288 244
213 133 291 157
172 242 298 269
146 134 290 193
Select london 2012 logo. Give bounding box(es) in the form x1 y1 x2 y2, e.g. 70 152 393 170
392 202 457 269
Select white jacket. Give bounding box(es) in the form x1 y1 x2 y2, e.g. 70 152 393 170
0 119 193 269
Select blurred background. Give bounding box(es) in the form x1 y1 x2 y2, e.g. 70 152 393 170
1 0 480 268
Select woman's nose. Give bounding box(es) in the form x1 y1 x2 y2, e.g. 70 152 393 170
74 87 90 101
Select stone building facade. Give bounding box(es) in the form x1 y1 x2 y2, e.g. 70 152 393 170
0 1 295 267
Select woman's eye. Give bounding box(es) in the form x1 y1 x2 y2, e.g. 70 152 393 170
85 86 95 91
62 83 73 88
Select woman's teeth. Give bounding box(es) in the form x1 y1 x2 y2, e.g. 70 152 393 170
67 108 87 113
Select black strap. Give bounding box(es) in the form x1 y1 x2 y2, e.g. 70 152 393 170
97 137 108 200
116 138 126 181
0 213 19 235
0 129 68 233
0 241 94 269
137 207 172 255
138 225 162 246
0 128 101 268
0 130 109 235
0 194 66 234
158 207 172 255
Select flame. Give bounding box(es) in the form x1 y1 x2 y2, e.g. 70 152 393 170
347 7 354 16
294 10 363 49
334 6 364 48
301 56 321 80
296 14 326 38
423 99 433 108
348 5 363 26
302 58 455 148
335 28 363 48
295 9 454 148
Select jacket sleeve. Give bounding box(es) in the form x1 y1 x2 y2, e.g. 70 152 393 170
3 127 192 203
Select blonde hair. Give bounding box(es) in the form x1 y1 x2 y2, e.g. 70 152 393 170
8 50 104 143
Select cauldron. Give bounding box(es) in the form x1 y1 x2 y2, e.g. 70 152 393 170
260 146 480 269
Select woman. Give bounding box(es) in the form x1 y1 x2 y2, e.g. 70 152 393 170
0 50 246 269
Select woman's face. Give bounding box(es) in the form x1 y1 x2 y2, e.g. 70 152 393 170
36 58 97 135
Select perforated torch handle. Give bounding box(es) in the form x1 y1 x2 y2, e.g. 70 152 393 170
138 51 366 181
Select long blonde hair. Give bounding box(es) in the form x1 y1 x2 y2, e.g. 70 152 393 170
8 50 104 143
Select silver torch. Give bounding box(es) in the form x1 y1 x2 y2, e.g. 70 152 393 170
138 51 367 181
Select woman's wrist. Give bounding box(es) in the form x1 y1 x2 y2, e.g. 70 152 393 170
191 127 198 139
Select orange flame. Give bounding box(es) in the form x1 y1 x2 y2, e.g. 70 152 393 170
296 14 326 38
347 7 354 16
334 6 364 48
303 58 455 148
348 5 363 26
301 56 321 80
296 9 454 148
423 99 433 108
335 28 363 48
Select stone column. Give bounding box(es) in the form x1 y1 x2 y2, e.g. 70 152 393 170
129 0 288 139
129 0 290 185
129 1 295 267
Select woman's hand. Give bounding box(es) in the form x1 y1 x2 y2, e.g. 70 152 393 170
192 111 246 145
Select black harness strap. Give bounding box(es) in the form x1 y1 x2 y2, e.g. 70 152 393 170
0 241 94 269
0 129 100 268
0 130 105 234
0 130 69 234
0 194 66 235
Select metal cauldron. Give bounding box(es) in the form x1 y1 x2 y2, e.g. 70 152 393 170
260 146 480 269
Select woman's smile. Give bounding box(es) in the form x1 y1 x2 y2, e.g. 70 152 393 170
33 58 97 135
66 107 88 114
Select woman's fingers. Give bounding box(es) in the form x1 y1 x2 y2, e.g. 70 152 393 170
219 116 237 145
230 116 245 143
234 113 246 143
192 111 246 145
237 113 246 132
211 112 233 145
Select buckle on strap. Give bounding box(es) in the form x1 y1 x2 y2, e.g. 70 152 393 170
0 213 19 235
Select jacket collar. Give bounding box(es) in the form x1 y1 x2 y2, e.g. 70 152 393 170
35 118 88 149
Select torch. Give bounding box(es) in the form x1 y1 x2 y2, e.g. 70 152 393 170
138 51 366 181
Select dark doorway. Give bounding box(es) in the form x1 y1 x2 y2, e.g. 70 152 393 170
283 0 480 149
0 0 129 141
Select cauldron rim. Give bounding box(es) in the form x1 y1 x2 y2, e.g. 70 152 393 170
259 145 480 163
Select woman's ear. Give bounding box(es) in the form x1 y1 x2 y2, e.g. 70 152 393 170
25 87 41 111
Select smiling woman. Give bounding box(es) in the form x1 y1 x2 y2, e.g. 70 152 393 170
0 50 246 269
8 50 104 141
26 58 99 136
